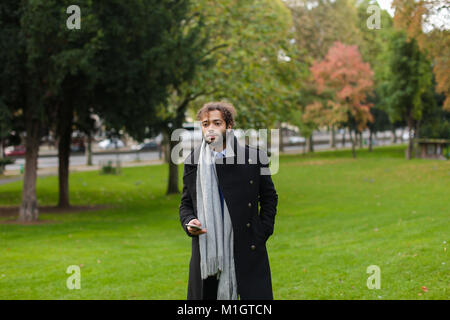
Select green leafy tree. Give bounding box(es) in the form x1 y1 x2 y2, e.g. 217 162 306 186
161 0 304 193
286 0 363 151
1 0 206 220
355 0 395 151
382 30 434 159
416 75 450 139
185 0 302 129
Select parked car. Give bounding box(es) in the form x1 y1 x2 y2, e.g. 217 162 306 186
288 136 306 144
71 138 85 152
98 138 124 150
402 131 413 141
5 145 26 156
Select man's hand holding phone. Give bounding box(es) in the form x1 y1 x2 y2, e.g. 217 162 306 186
186 218 207 235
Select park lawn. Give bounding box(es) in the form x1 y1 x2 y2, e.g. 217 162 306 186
0 144 448 299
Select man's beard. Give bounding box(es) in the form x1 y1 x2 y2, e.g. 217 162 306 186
205 130 226 147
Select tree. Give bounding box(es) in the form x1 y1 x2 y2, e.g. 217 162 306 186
36 1 100 208
382 30 434 159
1 0 208 220
141 0 213 194
392 0 450 111
186 0 301 129
286 0 363 151
160 0 303 194
305 42 374 158
365 93 391 151
416 74 450 139
355 0 398 151
287 0 362 60
5 0 55 222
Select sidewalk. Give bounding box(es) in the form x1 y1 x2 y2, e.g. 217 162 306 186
1 158 165 180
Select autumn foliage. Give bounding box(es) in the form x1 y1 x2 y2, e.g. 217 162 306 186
392 0 450 111
304 42 374 132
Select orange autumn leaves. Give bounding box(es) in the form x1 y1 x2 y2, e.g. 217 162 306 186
392 0 450 112
304 42 374 132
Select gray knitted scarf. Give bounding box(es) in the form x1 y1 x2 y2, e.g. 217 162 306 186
196 138 238 300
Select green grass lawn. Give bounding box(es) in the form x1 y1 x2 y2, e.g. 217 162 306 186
0 145 448 299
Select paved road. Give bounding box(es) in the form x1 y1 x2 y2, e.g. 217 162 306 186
0 176 22 185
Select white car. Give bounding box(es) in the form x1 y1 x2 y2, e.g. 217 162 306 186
288 136 305 144
98 139 125 150
402 130 414 141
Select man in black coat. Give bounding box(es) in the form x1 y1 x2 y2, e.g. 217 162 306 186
179 101 278 300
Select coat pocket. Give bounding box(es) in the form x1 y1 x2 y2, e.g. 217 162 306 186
252 214 268 244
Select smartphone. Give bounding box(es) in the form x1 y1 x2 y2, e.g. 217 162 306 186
185 223 203 230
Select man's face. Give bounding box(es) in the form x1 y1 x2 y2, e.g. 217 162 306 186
200 110 230 147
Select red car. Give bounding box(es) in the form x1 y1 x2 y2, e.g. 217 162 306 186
5 145 26 157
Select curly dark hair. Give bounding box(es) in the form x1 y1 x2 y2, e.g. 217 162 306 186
196 101 237 128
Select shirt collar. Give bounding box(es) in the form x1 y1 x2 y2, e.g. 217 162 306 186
213 148 226 158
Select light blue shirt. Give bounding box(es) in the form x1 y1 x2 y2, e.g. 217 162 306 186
212 148 226 159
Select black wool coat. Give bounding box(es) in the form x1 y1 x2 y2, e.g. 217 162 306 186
179 135 278 300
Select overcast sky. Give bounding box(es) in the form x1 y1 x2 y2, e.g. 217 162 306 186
376 0 449 30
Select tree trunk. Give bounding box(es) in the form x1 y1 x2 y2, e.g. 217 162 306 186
307 134 314 153
18 114 41 222
368 129 373 152
350 128 356 158
330 125 336 148
406 116 414 160
162 129 170 163
341 128 346 148
0 138 4 175
57 103 74 208
303 137 307 154
0 138 4 159
415 120 421 140
359 131 363 148
85 132 93 166
158 143 162 160
392 128 397 143
167 138 179 194
278 122 284 153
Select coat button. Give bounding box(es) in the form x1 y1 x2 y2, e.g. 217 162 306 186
250 180 253 184
248 159 252 163
246 223 251 228
248 202 252 207
250 245 256 250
